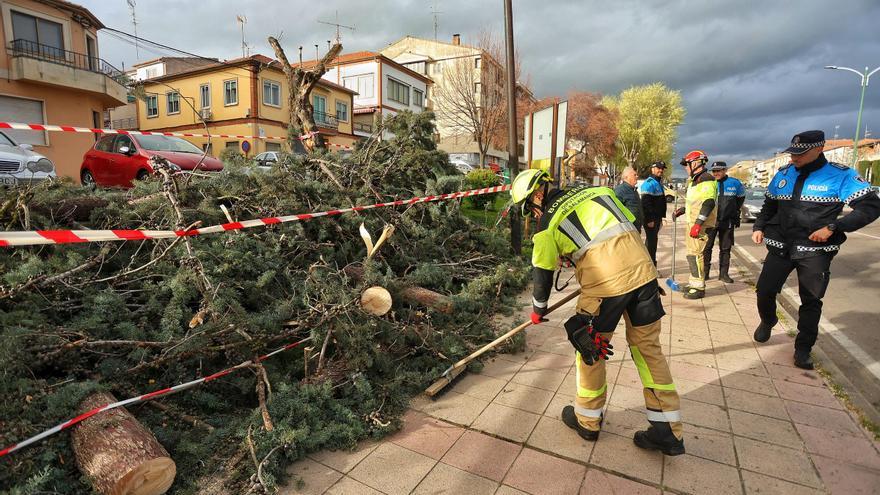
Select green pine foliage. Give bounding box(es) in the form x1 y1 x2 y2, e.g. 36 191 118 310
0 111 530 493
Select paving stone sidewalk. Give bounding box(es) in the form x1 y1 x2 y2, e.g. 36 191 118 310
283 226 880 495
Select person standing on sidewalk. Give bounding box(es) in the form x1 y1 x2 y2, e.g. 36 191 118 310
640 161 668 267
614 166 643 232
752 130 880 369
703 162 745 283
511 169 685 456
672 150 718 299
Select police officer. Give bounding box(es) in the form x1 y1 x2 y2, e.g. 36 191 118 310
752 130 880 369
640 161 668 266
704 162 745 283
673 150 718 299
511 169 684 456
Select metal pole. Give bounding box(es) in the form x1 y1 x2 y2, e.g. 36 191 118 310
852 68 868 166
503 0 521 255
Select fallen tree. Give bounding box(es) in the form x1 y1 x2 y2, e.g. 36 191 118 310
0 111 529 494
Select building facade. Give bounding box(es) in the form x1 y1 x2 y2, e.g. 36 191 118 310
136 54 358 157
0 0 128 179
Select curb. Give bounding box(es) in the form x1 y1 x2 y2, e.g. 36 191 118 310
731 245 880 428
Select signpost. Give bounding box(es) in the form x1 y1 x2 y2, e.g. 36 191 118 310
523 101 568 186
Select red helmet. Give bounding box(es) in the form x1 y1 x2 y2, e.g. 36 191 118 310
681 150 708 165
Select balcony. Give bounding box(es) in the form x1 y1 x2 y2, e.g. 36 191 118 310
313 111 340 130
7 39 128 106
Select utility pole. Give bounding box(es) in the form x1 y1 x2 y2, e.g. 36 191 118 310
236 15 248 58
503 0 521 255
127 0 139 60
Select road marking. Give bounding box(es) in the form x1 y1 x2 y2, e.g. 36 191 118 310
733 245 880 382
850 231 880 240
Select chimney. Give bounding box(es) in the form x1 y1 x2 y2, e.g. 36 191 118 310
452 34 460 45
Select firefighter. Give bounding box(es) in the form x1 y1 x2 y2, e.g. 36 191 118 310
704 161 745 283
673 150 718 299
752 130 880 369
639 161 669 267
511 169 684 456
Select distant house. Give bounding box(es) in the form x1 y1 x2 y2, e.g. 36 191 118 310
0 0 128 179
296 51 432 138
136 54 358 157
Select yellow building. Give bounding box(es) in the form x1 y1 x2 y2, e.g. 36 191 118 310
0 0 128 179
137 54 358 157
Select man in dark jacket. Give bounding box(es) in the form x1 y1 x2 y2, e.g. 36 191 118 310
614 166 642 232
752 130 880 369
703 162 745 282
640 161 668 266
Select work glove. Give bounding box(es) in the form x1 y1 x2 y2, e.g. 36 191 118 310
689 224 702 238
530 311 548 325
564 314 613 365
672 207 685 219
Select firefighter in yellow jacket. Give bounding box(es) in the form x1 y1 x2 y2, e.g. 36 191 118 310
673 150 718 299
511 169 684 456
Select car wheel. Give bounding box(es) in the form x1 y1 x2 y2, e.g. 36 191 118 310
666 195 674 203
136 169 151 181
81 170 96 188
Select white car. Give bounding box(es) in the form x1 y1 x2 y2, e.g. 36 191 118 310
451 160 475 175
0 131 56 186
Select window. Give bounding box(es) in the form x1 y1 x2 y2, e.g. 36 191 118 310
474 57 481 69
404 61 426 74
336 101 348 122
145 67 159 79
145 95 158 118
387 78 410 105
413 89 424 108
225 141 239 150
224 80 238 106
0 95 46 145
313 95 327 123
166 92 180 115
202 143 214 156
342 74 374 99
432 63 442 75
95 135 115 152
263 80 281 107
265 142 282 152
474 82 482 95
113 135 134 154
200 84 210 109
11 11 64 57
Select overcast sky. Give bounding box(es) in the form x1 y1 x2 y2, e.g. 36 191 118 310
90 0 880 173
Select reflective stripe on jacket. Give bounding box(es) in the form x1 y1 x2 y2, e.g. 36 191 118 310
686 171 718 227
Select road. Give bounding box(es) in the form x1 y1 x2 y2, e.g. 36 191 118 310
732 220 880 413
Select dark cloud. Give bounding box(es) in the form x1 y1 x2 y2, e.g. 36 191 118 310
90 0 880 166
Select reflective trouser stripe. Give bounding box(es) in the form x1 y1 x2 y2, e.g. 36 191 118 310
577 383 607 398
646 409 682 422
532 297 547 308
576 406 604 418
630 345 676 391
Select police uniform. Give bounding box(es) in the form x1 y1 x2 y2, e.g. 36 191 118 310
754 130 880 368
703 163 745 281
682 164 718 296
529 185 683 451
639 162 668 265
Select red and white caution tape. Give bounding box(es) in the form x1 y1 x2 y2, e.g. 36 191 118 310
0 337 312 459
0 185 511 248
0 122 327 143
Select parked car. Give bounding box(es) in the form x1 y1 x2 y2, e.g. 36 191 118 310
81 134 223 188
635 179 679 203
741 187 766 222
451 160 475 175
254 151 281 169
0 131 56 186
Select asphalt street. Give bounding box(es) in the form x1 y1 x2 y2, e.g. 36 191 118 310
730 220 880 413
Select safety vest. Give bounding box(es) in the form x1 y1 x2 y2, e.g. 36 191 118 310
685 172 718 227
532 187 656 297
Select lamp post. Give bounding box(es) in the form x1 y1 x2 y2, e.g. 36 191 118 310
825 65 880 166
503 0 521 255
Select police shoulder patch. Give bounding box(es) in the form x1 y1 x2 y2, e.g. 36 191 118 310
828 161 849 170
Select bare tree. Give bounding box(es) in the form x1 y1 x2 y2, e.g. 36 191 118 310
267 37 342 151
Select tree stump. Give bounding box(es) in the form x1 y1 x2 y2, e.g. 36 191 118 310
361 286 393 316
344 266 454 314
72 392 176 495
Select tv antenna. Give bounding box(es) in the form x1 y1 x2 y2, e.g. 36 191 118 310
834 124 840 140
318 11 355 43
430 0 443 40
236 15 249 58
126 0 139 59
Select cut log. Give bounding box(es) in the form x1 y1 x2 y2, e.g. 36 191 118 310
72 392 176 495
361 286 393 316
343 265 453 313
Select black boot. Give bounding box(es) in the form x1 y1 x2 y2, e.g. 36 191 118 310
718 273 734 283
794 350 814 370
753 320 776 343
683 287 705 299
633 421 685 456
561 405 600 441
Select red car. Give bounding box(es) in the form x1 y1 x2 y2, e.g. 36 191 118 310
80 134 223 187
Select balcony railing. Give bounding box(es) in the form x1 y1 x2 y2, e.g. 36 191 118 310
353 122 373 133
9 39 128 86
313 111 339 129
109 117 137 130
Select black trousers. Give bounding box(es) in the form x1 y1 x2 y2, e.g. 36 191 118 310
703 226 735 277
643 221 661 266
756 252 833 353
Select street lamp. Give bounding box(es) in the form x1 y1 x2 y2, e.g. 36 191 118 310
825 65 880 166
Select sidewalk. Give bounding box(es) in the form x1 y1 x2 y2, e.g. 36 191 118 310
281 226 880 495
